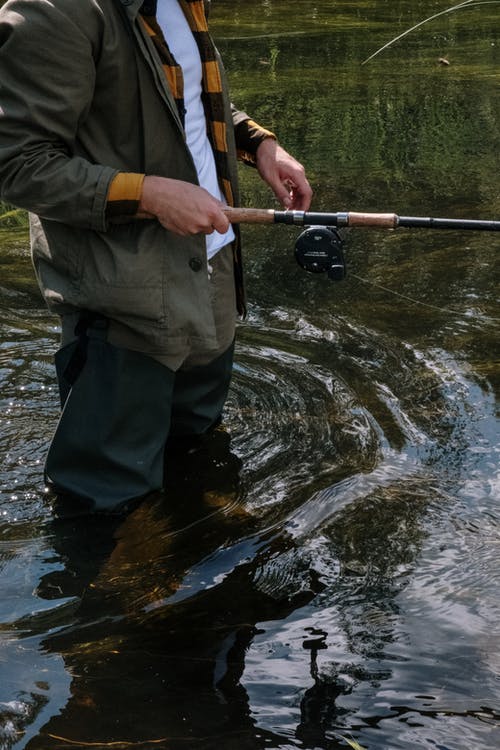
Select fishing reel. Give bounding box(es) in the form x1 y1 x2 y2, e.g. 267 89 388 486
294 226 346 281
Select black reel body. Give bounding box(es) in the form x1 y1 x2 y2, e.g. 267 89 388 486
294 226 346 281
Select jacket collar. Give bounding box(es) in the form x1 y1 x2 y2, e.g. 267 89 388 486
115 0 145 18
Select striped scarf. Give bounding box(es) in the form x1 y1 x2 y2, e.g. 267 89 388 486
140 0 234 207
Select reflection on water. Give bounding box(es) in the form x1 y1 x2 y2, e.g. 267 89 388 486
1 0 500 748
1 295 498 749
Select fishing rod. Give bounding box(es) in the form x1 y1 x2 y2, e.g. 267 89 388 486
224 206 500 282
224 206 500 231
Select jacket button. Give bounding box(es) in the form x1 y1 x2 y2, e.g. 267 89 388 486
189 257 203 272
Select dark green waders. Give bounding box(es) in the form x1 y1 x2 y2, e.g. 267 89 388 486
44 324 235 515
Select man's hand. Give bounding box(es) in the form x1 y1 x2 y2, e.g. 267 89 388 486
255 138 313 211
138 176 230 236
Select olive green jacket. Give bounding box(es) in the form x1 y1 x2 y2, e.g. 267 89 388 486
0 0 264 353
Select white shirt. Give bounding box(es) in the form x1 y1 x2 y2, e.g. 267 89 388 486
156 0 235 259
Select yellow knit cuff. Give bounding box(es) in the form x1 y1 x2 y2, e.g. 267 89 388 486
106 172 145 217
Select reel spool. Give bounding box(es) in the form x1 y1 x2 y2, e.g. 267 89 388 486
294 226 346 281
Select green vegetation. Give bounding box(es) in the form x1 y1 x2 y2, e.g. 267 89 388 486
0 201 28 228
214 0 500 216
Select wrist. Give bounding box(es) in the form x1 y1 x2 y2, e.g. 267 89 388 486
138 175 170 216
256 136 279 159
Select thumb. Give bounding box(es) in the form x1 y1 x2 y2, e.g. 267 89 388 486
269 180 293 208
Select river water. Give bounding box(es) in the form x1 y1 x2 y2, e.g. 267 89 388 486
1 1 499 748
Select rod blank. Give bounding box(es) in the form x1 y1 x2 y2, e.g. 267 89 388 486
223 206 500 232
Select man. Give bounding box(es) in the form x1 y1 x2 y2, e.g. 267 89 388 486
0 0 312 514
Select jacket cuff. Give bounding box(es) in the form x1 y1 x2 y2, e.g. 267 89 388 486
105 172 145 219
234 118 277 166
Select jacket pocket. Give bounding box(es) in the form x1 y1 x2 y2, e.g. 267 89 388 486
77 222 168 325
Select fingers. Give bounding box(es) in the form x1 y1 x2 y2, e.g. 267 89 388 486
269 173 313 211
271 174 313 211
288 177 313 211
210 210 231 235
161 211 229 236
271 179 294 209
255 140 313 211
138 176 230 236
279 164 313 211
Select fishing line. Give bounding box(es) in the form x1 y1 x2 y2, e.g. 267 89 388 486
350 272 500 324
223 207 499 324
361 0 495 65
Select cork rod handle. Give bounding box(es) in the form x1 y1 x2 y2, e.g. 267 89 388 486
346 212 397 227
223 207 276 224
